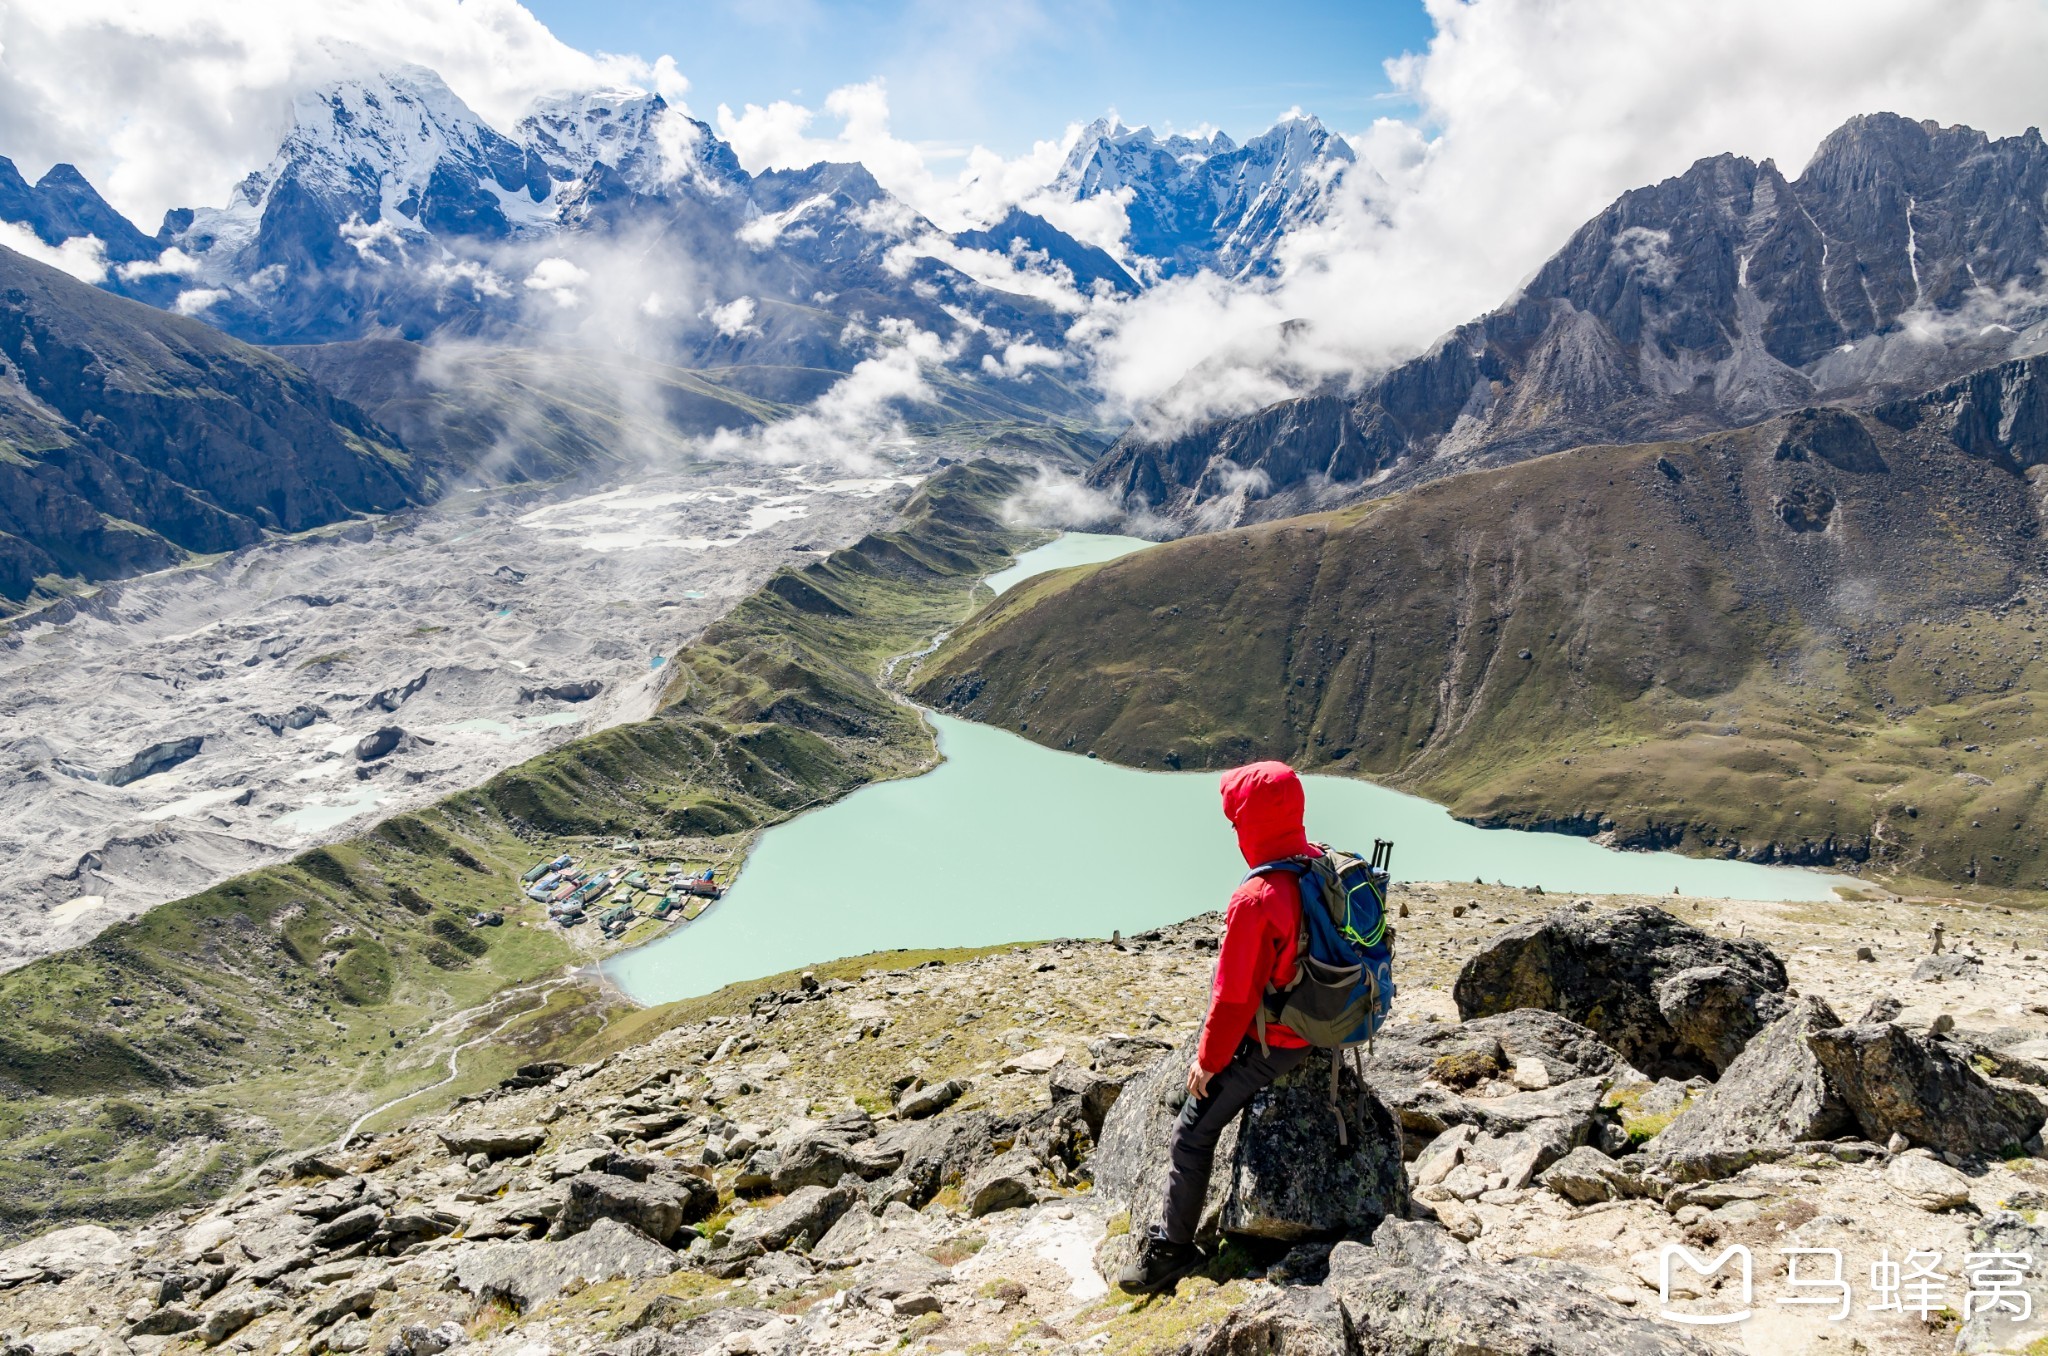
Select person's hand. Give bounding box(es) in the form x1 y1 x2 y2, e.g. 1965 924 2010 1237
1186 1062 1214 1100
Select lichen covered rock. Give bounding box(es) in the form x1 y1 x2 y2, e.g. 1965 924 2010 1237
1095 1038 1406 1264
1453 905 1788 1076
1807 1020 2047 1157
1645 995 1851 1182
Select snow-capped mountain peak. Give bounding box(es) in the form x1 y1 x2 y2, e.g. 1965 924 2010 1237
1052 111 1359 279
264 65 541 224
516 88 743 202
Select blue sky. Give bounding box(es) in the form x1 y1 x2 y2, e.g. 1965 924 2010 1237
523 0 1435 156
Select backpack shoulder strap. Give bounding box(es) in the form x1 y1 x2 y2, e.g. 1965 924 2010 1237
1240 858 1309 884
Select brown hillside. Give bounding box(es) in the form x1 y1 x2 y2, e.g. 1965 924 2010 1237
917 404 2048 889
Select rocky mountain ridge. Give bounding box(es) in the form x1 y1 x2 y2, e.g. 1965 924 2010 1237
0 244 419 609
6 887 2047 1356
1093 112 2048 527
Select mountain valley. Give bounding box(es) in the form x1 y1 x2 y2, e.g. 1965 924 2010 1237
5 24 2048 1353
921 367 2048 892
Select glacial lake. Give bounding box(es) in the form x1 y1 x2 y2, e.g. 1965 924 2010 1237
606 710 1853 1006
983 531 1157 595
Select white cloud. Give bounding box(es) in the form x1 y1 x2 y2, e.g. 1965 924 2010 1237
1079 0 2048 430
522 256 589 308
1000 467 1132 532
980 341 1068 378
114 246 203 281
172 286 230 315
706 318 956 469
706 296 759 337
338 214 409 263
886 236 1090 313
716 79 1081 235
423 258 509 298
0 1 690 227
0 222 108 283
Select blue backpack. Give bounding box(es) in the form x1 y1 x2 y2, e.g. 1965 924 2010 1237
1245 839 1397 1143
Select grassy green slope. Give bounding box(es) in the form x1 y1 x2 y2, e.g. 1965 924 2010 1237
0 460 1036 1240
915 408 2048 893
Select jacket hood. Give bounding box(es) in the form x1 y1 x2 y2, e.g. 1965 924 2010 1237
1221 761 1311 866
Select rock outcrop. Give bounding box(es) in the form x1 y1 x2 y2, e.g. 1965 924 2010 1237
1185 1221 1724 1356
1807 1020 2048 1156
455 1218 679 1312
1453 906 1788 1076
1644 995 1852 1182
1095 1038 1406 1262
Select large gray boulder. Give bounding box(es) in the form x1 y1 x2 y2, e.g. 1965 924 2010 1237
454 1218 679 1313
962 1149 1043 1217
864 1110 1011 1209
1095 1039 1406 1262
1453 905 1788 1076
601 1309 782 1356
1645 996 1852 1182
1174 1283 1353 1356
1956 1212 2048 1354
770 1113 892 1192
554 1171 717 1245
1316 1221 1725 1355
895 1079 966 1120
0 1225 132 1283
1538 1145 1652 1204
437 1120 547 1159
702 1184 858 1277
1807 1021 2047 1157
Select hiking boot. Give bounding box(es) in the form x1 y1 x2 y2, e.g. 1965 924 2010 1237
1116 1233 1202 1295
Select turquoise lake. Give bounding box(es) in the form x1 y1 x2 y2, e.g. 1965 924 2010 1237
606 710 1852 1006
982 530 1157 595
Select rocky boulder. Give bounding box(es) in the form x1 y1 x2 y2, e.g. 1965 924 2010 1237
554 1171 716 1245
1538 1145 1650 1204
436 1121 546 1159
895 1079 966 1120
455 1218 679 1312
1453 905 1788 1076
0 1225 131 1284
1317 1221 1724 1355
1095 1039 1406 1264
1807 1021 2047 1157
1912 953 1984 983
1049 1059 1130 1139
962 1149 1043 1217
1644 996 1852 1182
863 1110 1013 1210
1956 1212 2048 1353
1883 1149 1973 1211
703 1184 858 1277
1362 1009 1619 1148
769 1113 891 1192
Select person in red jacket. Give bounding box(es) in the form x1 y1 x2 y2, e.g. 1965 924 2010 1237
1116 760 1316 1295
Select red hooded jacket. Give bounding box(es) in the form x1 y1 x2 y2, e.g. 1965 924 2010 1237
1196 761 1315 1073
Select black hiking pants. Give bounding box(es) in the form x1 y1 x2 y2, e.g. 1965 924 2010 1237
1158 1039 1310 1246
